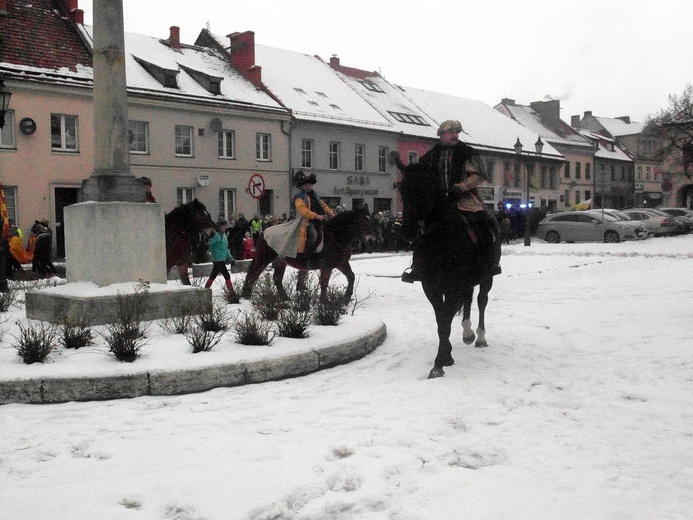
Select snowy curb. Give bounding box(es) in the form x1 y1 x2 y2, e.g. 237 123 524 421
0 321 386 405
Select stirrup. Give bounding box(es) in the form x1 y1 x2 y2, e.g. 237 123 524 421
401 268 420 283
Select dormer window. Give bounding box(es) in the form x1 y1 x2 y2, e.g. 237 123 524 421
360 80 384 93
133 56 179 88
388 111 429 126
178 64 223 95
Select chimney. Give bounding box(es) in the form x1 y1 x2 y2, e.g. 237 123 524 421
583 111 592 118
571 115 581 128
330 55 341 70
501 98 516 106
530 100 561 127
61 0 83 24
0 0 7 15
169 26 181 51
616 116 631 124
228 31 258 82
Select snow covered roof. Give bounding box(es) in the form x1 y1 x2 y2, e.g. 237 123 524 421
397 86 563 158
578 130 633 161
595 116 647 137
497 103 593 149
330 71 439 138
82 27 285 112
253 44 394 130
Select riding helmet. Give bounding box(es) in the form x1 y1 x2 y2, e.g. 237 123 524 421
294 170 317 188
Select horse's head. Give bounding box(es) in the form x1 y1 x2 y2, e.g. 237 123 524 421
166 199 215 233
187 199 215 230
398 162 446 240
325 206 371 248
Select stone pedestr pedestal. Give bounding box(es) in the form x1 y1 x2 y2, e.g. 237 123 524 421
65 201 166 286
25 284 212 326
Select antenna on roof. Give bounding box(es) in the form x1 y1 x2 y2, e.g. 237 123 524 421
206 20 211 31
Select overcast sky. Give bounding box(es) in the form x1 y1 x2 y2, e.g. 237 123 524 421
83 0 692 123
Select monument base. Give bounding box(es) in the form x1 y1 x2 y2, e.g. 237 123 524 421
26 284 212 326
65 201 167 286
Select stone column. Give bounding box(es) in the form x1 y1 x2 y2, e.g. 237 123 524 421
66 0 167 286
80 0 143 202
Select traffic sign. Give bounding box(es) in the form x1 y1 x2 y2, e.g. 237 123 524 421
248 173 266 199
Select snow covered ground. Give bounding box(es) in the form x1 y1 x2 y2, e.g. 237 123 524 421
1 235 691 519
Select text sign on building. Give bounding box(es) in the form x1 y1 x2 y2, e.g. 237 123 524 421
248 174 266 199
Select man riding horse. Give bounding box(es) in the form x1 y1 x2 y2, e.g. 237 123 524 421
263 170 334 266
394 119 502 283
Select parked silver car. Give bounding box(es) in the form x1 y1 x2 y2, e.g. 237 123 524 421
620 208 678 236
658 207 693 233
585 209 649 239
537 211 641 243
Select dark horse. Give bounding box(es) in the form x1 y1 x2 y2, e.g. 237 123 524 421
398 163 494 379
241 207 370 301
165 199 215 285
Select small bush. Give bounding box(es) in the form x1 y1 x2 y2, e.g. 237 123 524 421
101 322 146 362
276 308 313 339
59 316 94 349
185 326 225 353
110 282 151 328
0 287 19 313
313 285 349 326
231 311 275 346
195 303 230 332
160 296 209 335
13 321 58 364
250 274 287 320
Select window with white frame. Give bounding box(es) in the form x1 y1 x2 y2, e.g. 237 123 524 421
0 185 17 222
218 189 236 220
378 146 388 173
51 114 78 151
301 139 313 168
218 129 235 159
485 160 495 184
256 133 271 161
354 144 364 171
0 110 15 148
128 120 149 154
407 151 418 164
175 125 193 156
176 187 195 205
329 142 340 170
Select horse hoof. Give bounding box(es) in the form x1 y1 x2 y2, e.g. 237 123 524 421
463 333 476 345
428 367 445 379
475 340 488 348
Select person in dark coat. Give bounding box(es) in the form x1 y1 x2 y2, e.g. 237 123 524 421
396 119 501 283
33 222 57 277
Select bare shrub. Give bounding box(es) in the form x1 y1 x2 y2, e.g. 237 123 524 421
12 321 58 364
250 273 287 321
231 311 275 346
313 285 349 326
276 308 313 338
101 322 146 363
194 302 230 333
0 286 19 313
58 315 94 350
185 326 226 353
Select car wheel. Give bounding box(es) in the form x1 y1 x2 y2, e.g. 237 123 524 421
604 230 620 243
545 230 560 243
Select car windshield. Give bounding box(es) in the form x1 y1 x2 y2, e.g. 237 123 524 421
645 208 670 217
598 213 620 222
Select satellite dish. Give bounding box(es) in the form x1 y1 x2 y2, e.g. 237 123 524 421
209 117 222 133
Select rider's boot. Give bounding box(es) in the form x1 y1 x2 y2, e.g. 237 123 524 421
204 278 213 289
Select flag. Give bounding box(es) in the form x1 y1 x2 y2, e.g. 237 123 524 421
0 183 9 239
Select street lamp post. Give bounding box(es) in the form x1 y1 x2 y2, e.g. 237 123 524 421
513 136 544 246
